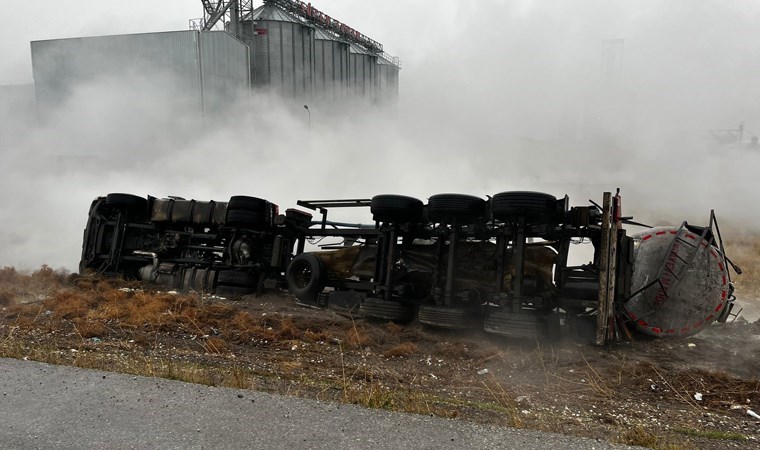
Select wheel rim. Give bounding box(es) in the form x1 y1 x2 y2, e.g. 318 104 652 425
292 261 312 289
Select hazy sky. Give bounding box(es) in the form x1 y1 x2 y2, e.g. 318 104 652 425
2 1 760 272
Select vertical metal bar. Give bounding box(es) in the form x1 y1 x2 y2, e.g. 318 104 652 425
511 220 526 313
196 31 206 116
596 192 612 346
495 232 506 293
444 226 458 307
384 227 397 299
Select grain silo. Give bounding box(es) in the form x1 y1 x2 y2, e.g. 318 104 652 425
349 44 378 101
244 4 315 99
313 28 350 102
192 0 400 105
377 54 400 104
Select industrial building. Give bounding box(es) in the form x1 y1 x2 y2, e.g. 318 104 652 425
30 0 400 113
31 30 250 113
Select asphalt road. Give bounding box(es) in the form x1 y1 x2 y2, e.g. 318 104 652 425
0 358 639 449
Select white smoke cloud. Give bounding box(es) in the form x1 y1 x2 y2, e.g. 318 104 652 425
1 0 759 274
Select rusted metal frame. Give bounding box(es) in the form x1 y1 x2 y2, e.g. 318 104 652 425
710 210 741 278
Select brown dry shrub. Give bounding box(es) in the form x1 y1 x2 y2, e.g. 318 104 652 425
29 265 67 286
277 317 301 340
383 342 418 358
434 341 471 360
72 318 108 338
197 302 238 325
0 266 19 283
303 329 330 342
384 322 403 336
122 291 186 327
347 325 374 348
0 289 15 307
44 290 98 319
203 337 229 354
3 302 44 322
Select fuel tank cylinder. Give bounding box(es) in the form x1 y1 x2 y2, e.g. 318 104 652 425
626 227 730 337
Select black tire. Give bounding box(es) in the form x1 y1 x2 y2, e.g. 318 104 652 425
228 196 268 212
105 193 148 219
360 298 415 322
418 305 474 329
370 195 424 223
214 285 255 298
427 194 486 223
491 191 557 224
217 270 258 287
226 210 265 227
286 254 326 304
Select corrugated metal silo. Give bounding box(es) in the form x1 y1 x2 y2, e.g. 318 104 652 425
30 30 249 113
246 5 315 99
313 28 350 102
349 44 377 100
376 55 400 104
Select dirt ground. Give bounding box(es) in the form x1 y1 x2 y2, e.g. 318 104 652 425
1 268 758 450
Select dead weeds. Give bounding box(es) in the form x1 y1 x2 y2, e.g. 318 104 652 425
1 267 759 450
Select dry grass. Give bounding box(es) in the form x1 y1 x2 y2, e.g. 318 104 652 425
620 426 694 450
383 342 418 358
724 235 760 297
1 265 759 448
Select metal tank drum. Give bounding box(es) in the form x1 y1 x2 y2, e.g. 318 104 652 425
626 227 730 337
349 44 378 100
376 54 400 104
245 4 315 99
313 28 350 102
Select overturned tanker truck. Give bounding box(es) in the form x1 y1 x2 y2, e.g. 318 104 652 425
79 190 741 343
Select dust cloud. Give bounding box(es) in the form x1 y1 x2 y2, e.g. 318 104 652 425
0 0 758 310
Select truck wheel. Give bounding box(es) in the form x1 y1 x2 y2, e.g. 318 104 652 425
360 298 415 322
286 254 326 304
228 196 268 212
105 193 148 219
225 210 265 227
370 195 424 223
491 191 557 224
427 194 486 223
418 305 474 329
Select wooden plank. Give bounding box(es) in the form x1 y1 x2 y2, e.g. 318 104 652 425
595 192 612 346
606 215 618 341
